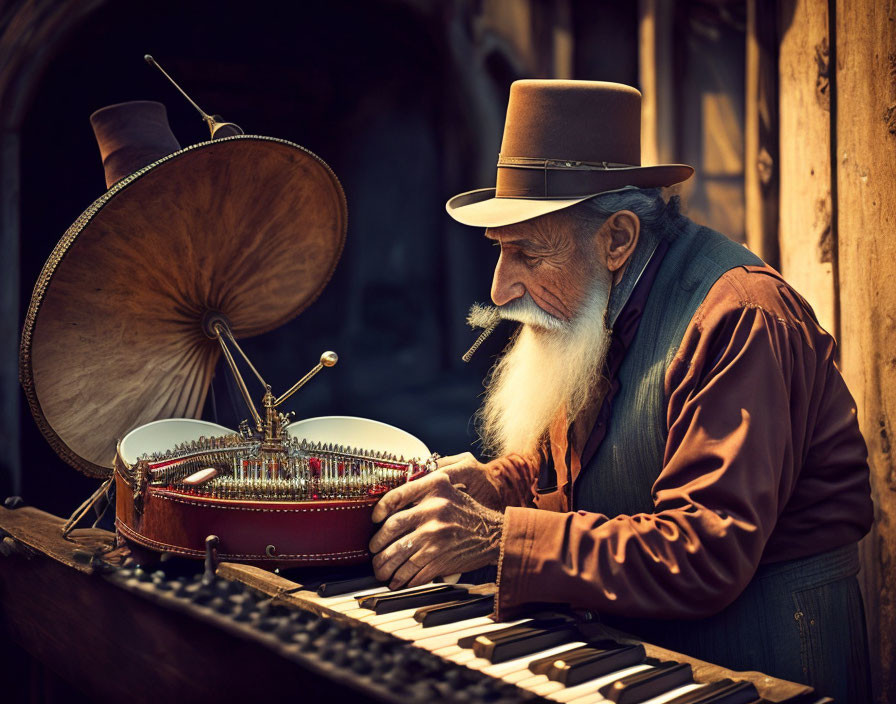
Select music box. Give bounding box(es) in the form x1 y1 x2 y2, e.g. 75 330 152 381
19 58 436 568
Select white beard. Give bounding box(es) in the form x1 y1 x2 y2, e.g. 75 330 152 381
476 272 613 458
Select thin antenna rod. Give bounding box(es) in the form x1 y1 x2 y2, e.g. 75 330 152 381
144 54 211 122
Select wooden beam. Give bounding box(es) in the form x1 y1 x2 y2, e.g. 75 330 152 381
0 505 114 572
834 1 896 701
638 0 675 167
777 0 836 336
745 0 779 268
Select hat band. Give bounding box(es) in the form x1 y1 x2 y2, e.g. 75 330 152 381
497 154 637 171
496 158 646 198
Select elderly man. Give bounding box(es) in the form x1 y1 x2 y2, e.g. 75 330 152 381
369 80 872 700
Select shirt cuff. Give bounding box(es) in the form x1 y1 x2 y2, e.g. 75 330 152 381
495 506 561 620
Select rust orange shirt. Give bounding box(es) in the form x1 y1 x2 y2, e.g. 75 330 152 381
485 264 873 620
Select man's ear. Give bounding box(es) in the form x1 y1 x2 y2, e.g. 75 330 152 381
601 210 640 273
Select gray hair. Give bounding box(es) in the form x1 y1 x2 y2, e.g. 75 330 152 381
566 186 682 242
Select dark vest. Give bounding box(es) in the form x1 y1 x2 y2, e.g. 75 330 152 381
565 219 869 701
573 217 762 512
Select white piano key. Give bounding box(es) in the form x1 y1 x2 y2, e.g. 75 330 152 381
458 654 492 669
346 607 418 624
417 619 531 652
504 668 545 685
339 607 375 618
378 616 419 633
449 650 480 665
396 615 500 642
639 683 705 704
303 585 388 609
564 693 608 704
515 673 552 689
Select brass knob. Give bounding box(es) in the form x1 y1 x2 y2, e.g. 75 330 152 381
320 351 338 367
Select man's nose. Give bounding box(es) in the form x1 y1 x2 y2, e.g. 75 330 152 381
491 255 525 306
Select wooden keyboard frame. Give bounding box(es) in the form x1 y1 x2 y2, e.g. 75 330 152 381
0 506 818 703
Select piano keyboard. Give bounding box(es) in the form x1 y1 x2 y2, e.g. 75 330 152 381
232 568 827 704
2 505 827 704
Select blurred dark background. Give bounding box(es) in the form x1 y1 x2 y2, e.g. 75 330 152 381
1 0 746 516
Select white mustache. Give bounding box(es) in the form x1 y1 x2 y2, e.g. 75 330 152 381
466 293 567 333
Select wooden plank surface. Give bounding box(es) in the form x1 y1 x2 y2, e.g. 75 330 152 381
745 0 779 267
638 0 675 168
0 510 380 703
834 1 896 701
0 505 115 572
777 0 836 335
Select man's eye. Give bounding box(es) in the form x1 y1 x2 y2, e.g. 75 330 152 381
521 255 542 269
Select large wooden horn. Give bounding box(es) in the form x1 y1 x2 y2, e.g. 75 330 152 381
20 136 347 477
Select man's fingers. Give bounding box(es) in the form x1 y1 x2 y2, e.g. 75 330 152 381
406 560 443 589
389 551 428 590
371 534 416 581
369 507 419 553
436 452 474 469
372 472 451 522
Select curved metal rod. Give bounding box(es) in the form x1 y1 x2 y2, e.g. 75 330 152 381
217 324 268 389
212 324 263 431
274 351 338 407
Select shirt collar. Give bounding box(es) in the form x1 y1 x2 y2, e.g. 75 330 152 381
606 212 688 328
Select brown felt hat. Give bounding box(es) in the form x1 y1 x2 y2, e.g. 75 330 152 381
446 80 694 228
90 101 181 188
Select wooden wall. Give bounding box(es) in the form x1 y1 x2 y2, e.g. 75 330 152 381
835 1 896 701
759 0 896 700
655 0 895 699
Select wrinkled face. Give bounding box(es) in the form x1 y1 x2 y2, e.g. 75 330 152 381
486 211 603 324
476 206 641 456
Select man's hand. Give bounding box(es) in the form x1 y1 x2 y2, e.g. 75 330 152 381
369 455 505 589
435 452 506 509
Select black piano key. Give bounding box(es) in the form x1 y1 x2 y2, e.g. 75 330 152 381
547 644 647 686
414 594 495 626
527 640 622 675
529 645 594 675
358 584 469 614
317 575 383 597
456 618 570 649
356 583 453 608
664 679 759 704
600 661 694 704
472 622 580 664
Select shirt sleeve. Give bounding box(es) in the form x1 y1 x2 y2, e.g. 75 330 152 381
484 452 541 508
495 268 820 620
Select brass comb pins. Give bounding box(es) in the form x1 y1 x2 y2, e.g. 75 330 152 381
135 434 437 502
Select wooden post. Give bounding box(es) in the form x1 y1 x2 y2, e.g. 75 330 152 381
834 1 896 701
776 0 836 337
638 0 675 167
744 0 779 268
